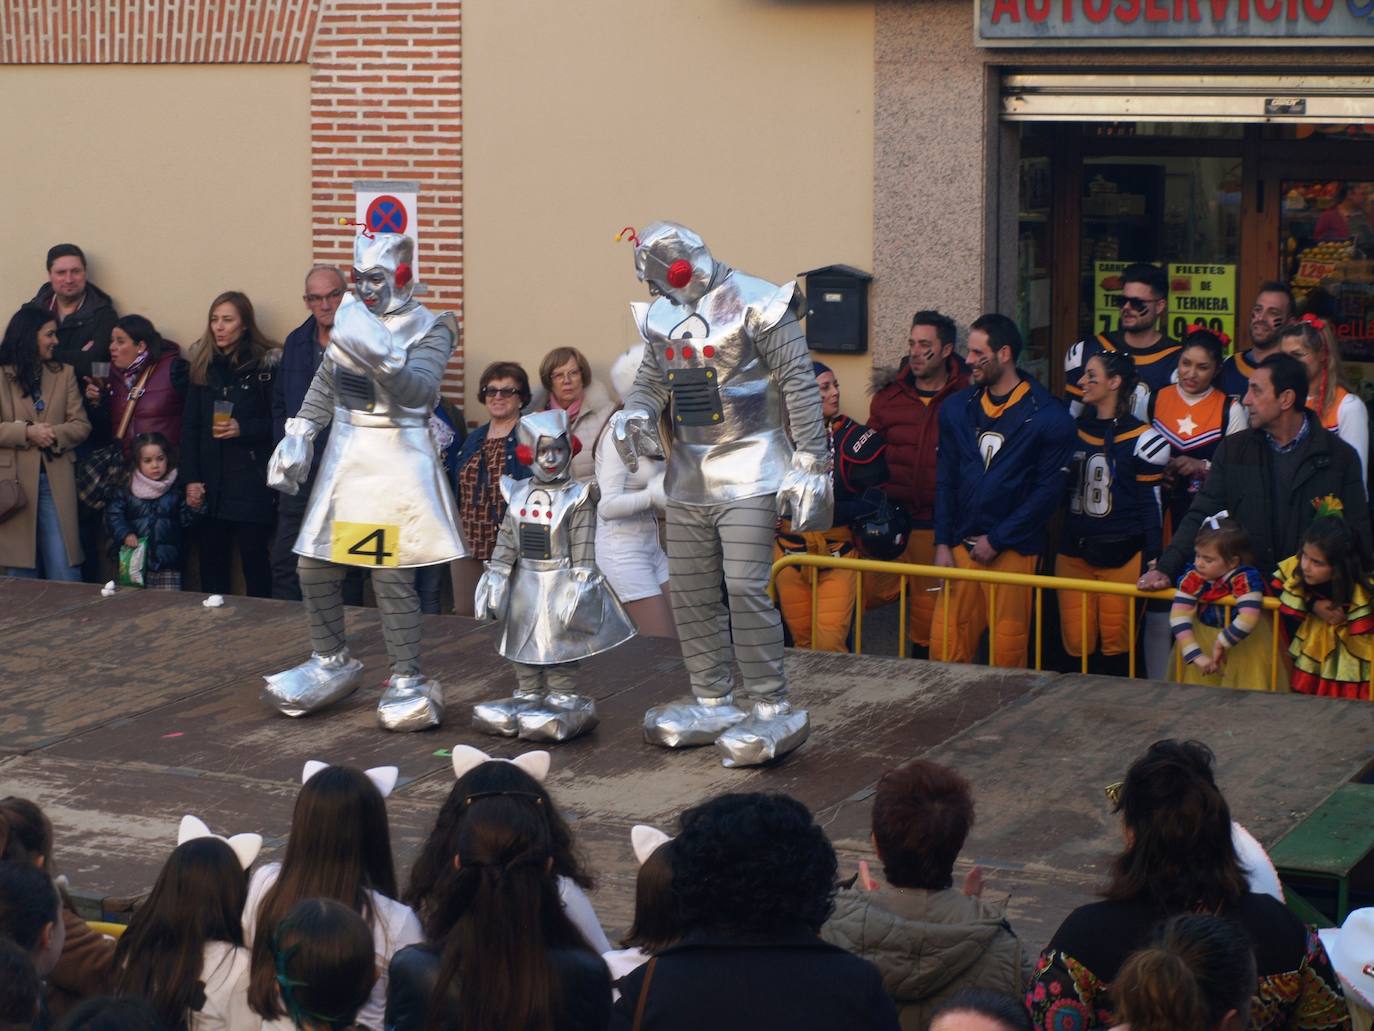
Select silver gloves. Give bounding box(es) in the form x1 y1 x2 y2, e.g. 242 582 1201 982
776 450 834 532
474 564 511 622
267 418 319 495
609 408 662 474
326 293 407 377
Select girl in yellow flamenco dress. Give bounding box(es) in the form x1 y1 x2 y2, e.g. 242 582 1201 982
1273 498 1374 701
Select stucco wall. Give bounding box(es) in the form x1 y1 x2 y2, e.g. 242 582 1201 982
462 0 877 419
0 65 311 348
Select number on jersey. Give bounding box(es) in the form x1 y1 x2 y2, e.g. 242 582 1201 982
1071 454 1113 517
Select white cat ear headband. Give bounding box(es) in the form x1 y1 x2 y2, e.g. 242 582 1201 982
450 744 550 783
301 760 398 798
177 815 263 870
631 824 671 866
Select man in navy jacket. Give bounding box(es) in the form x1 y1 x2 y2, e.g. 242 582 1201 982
933 313 1076 667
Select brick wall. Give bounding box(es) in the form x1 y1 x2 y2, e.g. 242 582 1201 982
2 0 464 397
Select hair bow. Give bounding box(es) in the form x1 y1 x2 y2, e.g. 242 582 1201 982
1187 322 1230 348
1202 510 1230 531
1300 312 1327 331
1312 494 1345 519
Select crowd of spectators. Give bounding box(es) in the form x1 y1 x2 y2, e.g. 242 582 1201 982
0 738 1363 1031
3 246 1373 697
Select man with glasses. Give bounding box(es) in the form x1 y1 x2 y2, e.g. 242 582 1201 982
270 264 360 601
1217 282 1296 398
1064 262 1179 421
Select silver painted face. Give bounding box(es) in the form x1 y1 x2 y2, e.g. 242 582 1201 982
353 267 395 314
532 437 571 482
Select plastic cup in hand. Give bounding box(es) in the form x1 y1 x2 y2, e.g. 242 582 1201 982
90 362 110 384
213 400 234 429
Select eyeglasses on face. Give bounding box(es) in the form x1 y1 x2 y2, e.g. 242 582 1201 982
483 386 521 399
304 289 345 306
1119 296 1156 313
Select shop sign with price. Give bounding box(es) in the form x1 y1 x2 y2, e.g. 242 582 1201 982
1091 261 1236 347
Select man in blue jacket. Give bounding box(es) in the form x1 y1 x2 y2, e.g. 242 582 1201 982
933 313 1076 667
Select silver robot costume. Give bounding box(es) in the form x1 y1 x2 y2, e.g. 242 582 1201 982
263 231 468 732
473 408 635 743
611 221 832 767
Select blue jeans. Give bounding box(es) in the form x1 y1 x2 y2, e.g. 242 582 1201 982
6 469 81 582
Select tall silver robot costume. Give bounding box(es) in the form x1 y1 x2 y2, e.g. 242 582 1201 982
472 408 636 743
263 231 468 732
610 222 833 767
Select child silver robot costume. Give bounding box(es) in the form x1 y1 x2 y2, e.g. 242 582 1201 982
472 408 636 743
263 230 468 732
610 221 833 767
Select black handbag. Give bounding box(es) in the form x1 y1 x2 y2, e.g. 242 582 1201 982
76 365 152 509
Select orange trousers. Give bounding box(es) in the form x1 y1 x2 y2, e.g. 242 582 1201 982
933 546 1038 667
862 529 938 647
1054 552 1142 658
774 528 857 652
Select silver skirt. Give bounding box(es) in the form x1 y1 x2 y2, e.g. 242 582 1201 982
500 559 637 665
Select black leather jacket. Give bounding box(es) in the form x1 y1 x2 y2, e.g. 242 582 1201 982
384 941 612 1031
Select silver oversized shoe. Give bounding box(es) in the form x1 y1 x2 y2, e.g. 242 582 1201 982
715 698 810 768
262 650 364 718
517 692 599 743
644 694 749 749
472 693 545 737
377 674 444 732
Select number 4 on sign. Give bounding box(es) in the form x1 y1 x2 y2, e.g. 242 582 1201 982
331 521 401 567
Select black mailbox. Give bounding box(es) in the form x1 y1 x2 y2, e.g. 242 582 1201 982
799 264 872 354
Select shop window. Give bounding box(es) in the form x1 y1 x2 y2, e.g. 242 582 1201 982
1017 154 1052 384
1079 156 1241 344
1282 178 1374 392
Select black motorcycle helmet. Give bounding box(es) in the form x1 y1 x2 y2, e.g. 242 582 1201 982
853 489 911 561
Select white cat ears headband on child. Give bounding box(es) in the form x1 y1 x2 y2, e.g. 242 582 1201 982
631 825 671 866
301 760 399 798
449 744 551 783
177 815 263 870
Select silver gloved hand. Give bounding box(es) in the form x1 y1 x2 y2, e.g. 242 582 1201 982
267 418 318 495
609 408 660 474
474 564 511 622
776 450 834 533
327 293 406 376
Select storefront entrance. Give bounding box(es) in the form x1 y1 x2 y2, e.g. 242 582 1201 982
1007 75 1374 396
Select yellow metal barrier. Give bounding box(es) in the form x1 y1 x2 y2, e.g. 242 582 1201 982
87 920 127 939
769 553 1287 691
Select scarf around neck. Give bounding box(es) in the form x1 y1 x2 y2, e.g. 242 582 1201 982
132 466 177 500
120 349 153 389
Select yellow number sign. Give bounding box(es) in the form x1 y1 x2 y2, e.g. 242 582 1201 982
331 521 401 567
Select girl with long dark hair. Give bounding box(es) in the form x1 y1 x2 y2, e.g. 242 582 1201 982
403 747 609 954
1113 914 1257 1031
1027 740 1349 1031
113 836 257 1031
385 794 610 1031
1055 350 1170 670
0 303 91 579
245 764 421 1031
270 899 376 1031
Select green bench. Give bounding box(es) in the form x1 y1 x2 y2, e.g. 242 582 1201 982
1270 782 1374 925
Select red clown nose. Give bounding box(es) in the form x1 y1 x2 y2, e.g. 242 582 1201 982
515 444 534 466
666 259 693 290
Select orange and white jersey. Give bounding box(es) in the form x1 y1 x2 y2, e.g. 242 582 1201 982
1151 384 1246 460
1313 385 1369 484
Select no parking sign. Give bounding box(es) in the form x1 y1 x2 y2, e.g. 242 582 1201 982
354 180 420 281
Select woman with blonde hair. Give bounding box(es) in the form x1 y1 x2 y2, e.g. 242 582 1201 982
181 291 281 596
1279 313 1368 481
531 346 615 483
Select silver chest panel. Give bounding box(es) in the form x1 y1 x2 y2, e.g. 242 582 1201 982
500 479 636 665
639 273 795 505
294 303 467 567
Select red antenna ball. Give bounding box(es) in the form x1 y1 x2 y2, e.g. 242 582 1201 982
571 436 583 457
666 260 693 290
515 444 534 466
394 263 413 289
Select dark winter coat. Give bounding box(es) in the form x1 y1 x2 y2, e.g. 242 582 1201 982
867 356 969 527
610 930 900 1031
99 344 188 458
104 483 199 572
1158 410 1373 581
181 345 281 525
385 940 611 1031
31 282 118 379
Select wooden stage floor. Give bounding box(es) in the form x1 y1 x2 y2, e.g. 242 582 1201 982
1 577 1371 948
